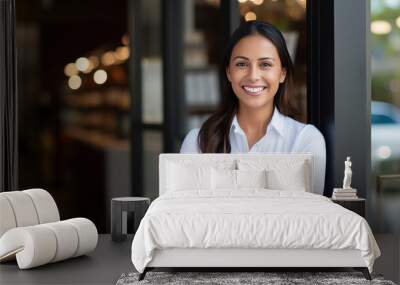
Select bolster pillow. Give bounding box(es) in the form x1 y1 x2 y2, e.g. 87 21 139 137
0 218 98 269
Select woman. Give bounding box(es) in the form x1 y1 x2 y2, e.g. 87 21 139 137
180 20 326 194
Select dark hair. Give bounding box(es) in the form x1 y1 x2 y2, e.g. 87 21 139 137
198 20 297 153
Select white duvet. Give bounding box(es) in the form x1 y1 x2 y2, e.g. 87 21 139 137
131 190 380 273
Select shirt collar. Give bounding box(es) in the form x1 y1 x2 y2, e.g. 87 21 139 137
230 107 285 137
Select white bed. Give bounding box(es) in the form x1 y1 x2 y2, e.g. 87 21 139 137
131 154 380 280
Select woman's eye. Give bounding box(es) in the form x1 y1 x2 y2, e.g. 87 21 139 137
235 62 247 67
261 62 272 68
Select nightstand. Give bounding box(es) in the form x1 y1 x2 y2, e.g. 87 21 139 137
331 197 365 217
111 197 150 242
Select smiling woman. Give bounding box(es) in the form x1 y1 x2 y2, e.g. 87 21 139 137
227 35 287 112
180 20 326 195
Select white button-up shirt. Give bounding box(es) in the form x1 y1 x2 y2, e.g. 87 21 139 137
180 107 326 194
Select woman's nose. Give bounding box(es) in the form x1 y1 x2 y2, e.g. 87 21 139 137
248 65 261 81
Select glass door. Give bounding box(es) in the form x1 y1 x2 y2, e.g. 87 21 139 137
370 0 400 233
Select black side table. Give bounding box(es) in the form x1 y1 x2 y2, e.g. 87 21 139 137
111 197 150 242
331 197 365 217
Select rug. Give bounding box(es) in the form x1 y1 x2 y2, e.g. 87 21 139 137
116 271 396 285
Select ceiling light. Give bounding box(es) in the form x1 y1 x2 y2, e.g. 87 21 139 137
101 52 116 66
89 56 99 69
75 57 90 72
64 63 78 77
94 70 107 85
115 46 130 61
244 11 257 21
68 75 82 90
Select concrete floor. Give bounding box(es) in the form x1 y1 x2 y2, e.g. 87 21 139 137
373 234 400 284
0 235 134 285
1 234 399 285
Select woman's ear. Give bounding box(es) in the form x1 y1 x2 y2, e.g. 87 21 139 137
279 68 287 83
226 67 231 82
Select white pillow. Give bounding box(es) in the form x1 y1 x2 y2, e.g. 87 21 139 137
211 168 236 190
266 162 307 191
236 169 267 189
167 162 211 191
237 159 310 192
211 168 268 190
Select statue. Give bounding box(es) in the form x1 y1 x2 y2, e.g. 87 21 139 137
342 157 352 189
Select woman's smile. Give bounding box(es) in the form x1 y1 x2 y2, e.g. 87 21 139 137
242 85 267 96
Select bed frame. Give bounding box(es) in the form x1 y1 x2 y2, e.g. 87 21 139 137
138 154 372 281
140 248 371 280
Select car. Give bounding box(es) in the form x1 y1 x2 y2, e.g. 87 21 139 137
371 101 400 174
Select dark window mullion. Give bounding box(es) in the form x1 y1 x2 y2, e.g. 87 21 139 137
128 0 143 196
307 0 335 197
0 0 18 192
162 0 185 153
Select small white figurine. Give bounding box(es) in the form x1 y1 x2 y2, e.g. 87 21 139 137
342 157 352 189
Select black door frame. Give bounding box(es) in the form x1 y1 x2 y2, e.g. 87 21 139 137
307 0 335 196
307 0 370 199
0 0 18 192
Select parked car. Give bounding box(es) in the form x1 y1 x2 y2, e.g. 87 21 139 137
371 101 400 174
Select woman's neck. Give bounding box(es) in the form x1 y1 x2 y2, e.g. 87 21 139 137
236 103 274 136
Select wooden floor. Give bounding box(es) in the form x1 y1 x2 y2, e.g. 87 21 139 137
0 234 398 284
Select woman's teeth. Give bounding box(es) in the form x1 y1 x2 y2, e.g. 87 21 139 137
243 86 265 93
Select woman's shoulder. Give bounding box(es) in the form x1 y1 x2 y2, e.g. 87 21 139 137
184 128 200 140
180 128 200 153
284 116 323 138
283 116 325 149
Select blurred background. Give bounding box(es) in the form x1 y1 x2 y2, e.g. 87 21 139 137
16 0 307 233
15 0 398 234
370 0 400 234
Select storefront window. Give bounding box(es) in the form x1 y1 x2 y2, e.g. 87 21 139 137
184 0 222 132
17 0 131 232
141 0 163 200
370 0 400 233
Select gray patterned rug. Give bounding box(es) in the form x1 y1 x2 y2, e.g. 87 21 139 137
116 271 396 285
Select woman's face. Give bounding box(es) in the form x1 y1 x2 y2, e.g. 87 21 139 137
226 34 286 111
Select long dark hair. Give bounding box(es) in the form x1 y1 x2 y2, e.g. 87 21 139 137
198 20 297 153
